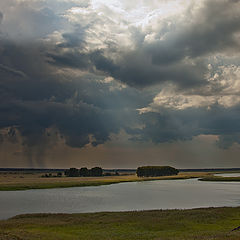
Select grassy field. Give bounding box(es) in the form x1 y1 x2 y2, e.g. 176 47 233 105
0 172 209 191
1 207 240 240
1 171 240 191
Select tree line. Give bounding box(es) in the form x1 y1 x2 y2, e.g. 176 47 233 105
65 167 103 177
137 166 179 177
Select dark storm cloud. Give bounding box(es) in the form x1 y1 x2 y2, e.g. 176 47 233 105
0 41 75 102
11 100 119 148
0 80 121 150
135 105 240 148
91 50 207 88
48 51 90 70
0 63 27 78
0 37 143 155
50 46 207 89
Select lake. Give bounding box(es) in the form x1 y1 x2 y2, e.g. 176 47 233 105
0 177 240 220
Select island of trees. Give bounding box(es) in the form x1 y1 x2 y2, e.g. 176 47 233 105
65 167 103 177
136 166 179 177
65 166 179 177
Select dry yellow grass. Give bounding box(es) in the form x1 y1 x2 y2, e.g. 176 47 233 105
0 171 210 191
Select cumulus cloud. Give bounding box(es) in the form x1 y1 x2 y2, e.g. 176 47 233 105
47 0 240 90
139 64 240 113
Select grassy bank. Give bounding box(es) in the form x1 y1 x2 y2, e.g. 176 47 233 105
0 172 207 191
1 207 240 240
199 176 240 182
2 171 240 191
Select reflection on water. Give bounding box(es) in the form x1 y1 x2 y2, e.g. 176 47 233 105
0 178 240 219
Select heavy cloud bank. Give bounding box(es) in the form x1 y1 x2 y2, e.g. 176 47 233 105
1 0 240 166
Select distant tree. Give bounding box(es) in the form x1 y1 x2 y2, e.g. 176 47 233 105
79 167 89 177
115 171 119 176
90 167 103 177
137 166 179 177
65 168 79 177
65 167 103 177
57 172 62 177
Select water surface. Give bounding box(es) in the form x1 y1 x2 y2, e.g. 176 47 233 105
0 178 240 220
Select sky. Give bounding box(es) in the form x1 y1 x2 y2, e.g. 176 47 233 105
1 0 240 169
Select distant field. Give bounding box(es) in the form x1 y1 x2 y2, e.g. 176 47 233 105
1 207 240 240
0 171 209 191
1 170 240 191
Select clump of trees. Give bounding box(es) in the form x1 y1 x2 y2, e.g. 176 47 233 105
136 166 179 177
65 167 103 177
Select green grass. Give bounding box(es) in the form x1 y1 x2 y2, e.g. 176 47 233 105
1 207 240 239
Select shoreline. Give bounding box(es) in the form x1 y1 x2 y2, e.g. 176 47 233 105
0 173 206 191
1 207 240 240
1 172 240 191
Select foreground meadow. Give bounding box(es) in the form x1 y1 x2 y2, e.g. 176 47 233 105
0 172 209 191
1 207 240 240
